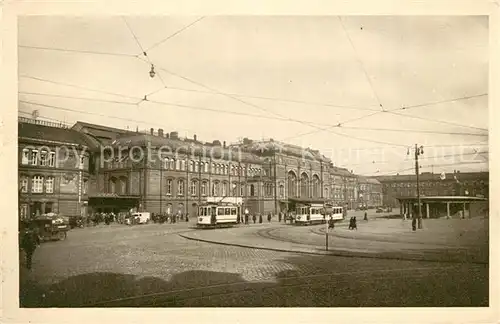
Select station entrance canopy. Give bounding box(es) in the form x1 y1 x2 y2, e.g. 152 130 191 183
396 196 488 219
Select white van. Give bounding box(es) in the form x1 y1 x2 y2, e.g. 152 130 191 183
125 212 151 225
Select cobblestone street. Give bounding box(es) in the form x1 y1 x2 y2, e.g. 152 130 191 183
20 220 488 307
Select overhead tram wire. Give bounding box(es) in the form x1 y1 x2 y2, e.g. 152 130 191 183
19 100 203 136
281 92 489 141
122 16 168 89
144 16 206 53
346 151 489 167
145 85 381 112
361 160 486 177
20 74 489 140
338 16 385 113
136 59 413 148
20 75 143 103
18 45 138 58
18 91 139 105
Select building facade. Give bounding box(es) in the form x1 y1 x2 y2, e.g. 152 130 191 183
375 171 489 207
356 177 383 208
18 118 92 220
18 118 395 219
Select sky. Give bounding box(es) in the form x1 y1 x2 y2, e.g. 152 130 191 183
17 16 489 176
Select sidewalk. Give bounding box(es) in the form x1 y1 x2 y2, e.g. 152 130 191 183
179 219 488 264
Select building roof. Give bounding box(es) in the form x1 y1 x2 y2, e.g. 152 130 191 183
357 177 381 185
18 120 92 148
375 171 488 182
110 133 263 164
233 140 331 163
396 195 488 202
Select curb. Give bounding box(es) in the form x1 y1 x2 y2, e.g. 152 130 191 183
178 232 488 265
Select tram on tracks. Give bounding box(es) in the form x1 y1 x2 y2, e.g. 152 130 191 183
197 197 243 229
294 202 344 225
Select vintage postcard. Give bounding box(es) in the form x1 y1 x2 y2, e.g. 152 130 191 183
1 1 498 324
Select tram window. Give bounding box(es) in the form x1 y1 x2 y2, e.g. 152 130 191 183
200 208 204 216
225 208 230 215
231 208 236 215
217 208 224 215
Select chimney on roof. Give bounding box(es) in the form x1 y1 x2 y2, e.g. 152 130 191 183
158 128 164 137
170 131 178 140
194 134 197 141
150 128 154 135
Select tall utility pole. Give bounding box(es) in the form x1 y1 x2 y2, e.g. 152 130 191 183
408 144 424 230
273 152 278 215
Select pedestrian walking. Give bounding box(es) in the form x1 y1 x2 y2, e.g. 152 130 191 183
364 211 368 221
267 213 272 223
20 221 40 270
252 214 256 224
278 212 282 223
259 214 263 224
352 217 358 230
348 217 354 230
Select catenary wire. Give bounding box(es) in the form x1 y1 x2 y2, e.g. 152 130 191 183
18 91 139 105
144 16 206 53
18 45 137 57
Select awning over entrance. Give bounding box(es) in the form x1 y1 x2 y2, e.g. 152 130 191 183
396 195 488 219
88 194 140 213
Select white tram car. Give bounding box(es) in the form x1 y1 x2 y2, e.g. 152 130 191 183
197 197 242 228
294 203 344 225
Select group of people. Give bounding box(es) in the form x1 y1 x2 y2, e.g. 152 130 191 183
348 217 358 230
151 212 189 224
241 211 292 225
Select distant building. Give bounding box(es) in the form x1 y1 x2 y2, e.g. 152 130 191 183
18 117 93 220
374 171 489 207
356 176 383 208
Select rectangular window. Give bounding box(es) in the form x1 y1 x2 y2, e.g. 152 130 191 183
83 179 88 194
79 156 84 169
178 180 184 196
190 181 197 196
20 177 28 193
40 151 48 166
240 185 244 197
231 208 237 215
163 158 170 170
32 176 44 193
22 149 30 165
45 177 54 193
30 150 39 166
218 208 224 216
224 208 230 215
166 179 172 195
47 151 55 167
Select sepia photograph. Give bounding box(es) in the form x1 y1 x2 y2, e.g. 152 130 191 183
14 14 490 310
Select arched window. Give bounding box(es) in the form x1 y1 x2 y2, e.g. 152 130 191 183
222 182 227 196
19 176 29 193
288 171 297 198
175 159 180 170
119 176 128 195
300 172 309 198
232 182 238 196
194 161 199 172
109 177 117 194
312 174 320 198
190 160 195 172
279 184 285 198
164 157 170 170
324 187 329 199
201 181 207 196
204 162 209 173
250 184 255 196
212 182 220 196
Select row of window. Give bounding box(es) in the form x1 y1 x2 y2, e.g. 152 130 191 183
20 175 88 194
21 149 56 167
107 156 265 177
21 148 85 169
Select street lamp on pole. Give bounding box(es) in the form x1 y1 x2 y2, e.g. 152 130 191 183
408 144 424 230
